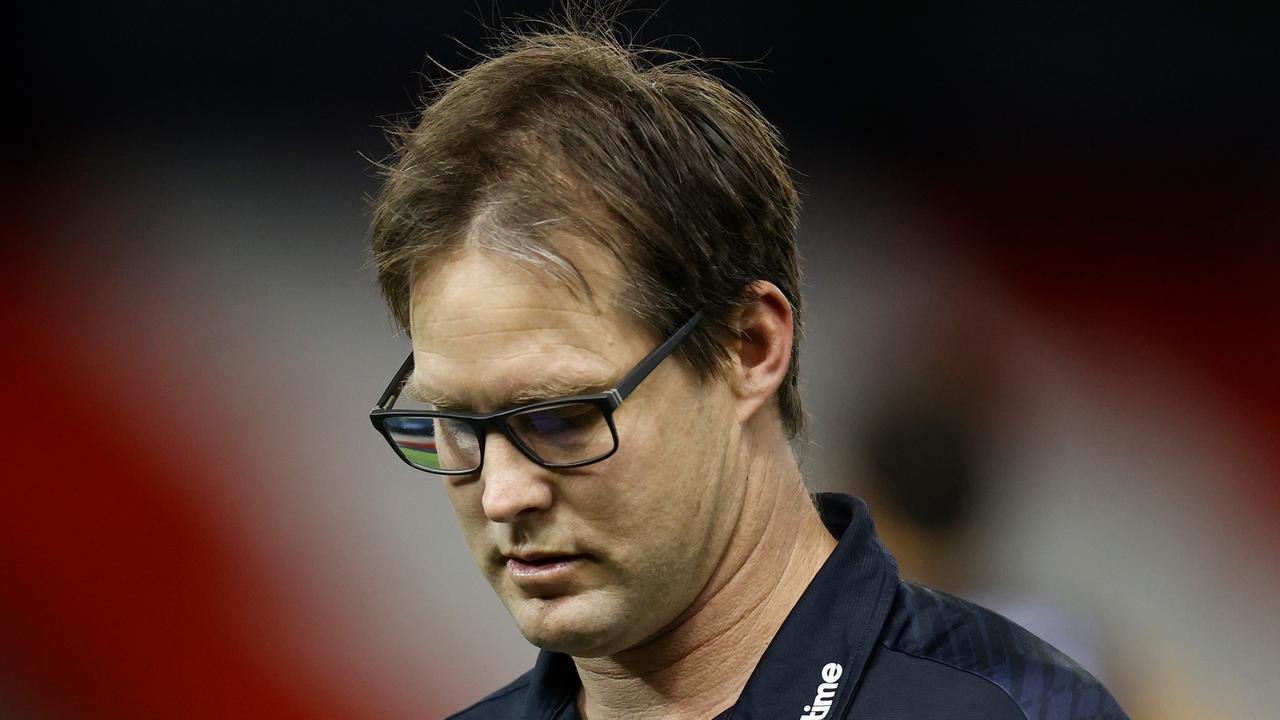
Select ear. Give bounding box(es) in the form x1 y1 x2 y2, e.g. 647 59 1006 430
726 281 794 427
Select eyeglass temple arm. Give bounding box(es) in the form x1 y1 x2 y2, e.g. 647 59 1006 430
375 351 417 410
613 310 706 402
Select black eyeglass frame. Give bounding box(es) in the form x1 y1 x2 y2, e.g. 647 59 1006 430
369 310 705 475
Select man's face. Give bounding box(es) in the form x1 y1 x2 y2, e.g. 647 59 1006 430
408 243 743 657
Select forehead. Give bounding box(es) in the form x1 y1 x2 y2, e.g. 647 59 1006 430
407 244 644 408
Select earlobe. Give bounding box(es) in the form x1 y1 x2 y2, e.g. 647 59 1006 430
730 281 794 424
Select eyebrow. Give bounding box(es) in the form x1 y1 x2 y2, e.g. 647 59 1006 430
402 373 614 411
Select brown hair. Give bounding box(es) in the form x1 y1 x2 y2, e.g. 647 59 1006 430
370 18 805 436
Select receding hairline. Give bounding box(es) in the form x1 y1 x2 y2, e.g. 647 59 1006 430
405 217 650 339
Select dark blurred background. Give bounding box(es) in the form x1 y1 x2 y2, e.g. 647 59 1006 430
4 2 1278 718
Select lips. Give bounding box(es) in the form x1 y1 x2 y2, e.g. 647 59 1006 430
505 551 583 564
503 551 590 582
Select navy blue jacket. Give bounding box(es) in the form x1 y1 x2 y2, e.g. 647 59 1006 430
447 493 1128 719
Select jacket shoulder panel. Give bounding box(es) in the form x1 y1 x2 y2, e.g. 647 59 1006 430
878 582 1128 720
854 643 1026 719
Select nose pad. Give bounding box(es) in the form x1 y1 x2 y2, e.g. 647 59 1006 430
479 430 553 523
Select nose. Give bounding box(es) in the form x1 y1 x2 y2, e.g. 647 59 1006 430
480 431 554 523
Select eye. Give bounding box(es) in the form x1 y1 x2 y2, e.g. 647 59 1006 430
508 403 614 465
522 404 600 435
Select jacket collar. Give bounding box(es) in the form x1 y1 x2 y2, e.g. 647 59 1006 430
521 493 899 720
727 492 899 719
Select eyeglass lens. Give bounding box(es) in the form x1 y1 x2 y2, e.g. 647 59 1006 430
384 416 481 471
508 403 614 465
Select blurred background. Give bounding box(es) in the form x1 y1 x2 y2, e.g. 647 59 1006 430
3 1 1278 717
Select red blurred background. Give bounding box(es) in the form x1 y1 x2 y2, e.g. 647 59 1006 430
4 2 1278 717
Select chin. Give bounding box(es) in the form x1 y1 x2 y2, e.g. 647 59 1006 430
508 592 628 657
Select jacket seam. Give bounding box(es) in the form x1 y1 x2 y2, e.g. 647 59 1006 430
444 677 532 719
875 641 1028 720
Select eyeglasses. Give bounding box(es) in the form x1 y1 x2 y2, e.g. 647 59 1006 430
369 310 705 475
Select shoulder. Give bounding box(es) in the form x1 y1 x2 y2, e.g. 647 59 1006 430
443 670 535 720
866 581 1128 720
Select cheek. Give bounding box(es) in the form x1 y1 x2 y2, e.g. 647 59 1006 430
586 383 729 552
571 404 731 634
444 479 491 556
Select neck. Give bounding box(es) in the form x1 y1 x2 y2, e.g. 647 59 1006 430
573 424 837 720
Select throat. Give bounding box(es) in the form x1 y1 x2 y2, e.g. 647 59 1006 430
573 486 837 720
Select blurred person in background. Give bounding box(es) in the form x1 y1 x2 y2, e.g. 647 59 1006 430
365 12 1127 720
856 348 1114 681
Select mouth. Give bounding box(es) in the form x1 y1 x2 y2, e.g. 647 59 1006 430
503 553 591 581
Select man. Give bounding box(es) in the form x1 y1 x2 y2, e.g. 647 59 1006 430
366 21 1129 720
